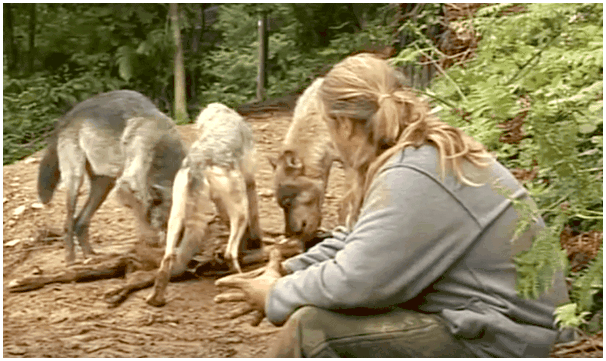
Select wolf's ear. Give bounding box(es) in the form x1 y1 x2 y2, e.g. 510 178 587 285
151 183 170 195
151 183 172 202
284 150 302 172
267 156 277 170
152 183 168 191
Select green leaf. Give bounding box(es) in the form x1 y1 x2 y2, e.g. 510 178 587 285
116 45 135 82
588 101 603 116
555 303 589 328
579 123 597 134
93 7 113 18
136 41 152 55
393 47 423 65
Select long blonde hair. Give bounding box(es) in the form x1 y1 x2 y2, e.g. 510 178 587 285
320 53 494 227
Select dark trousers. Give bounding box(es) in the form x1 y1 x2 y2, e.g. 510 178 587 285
266 306 476 358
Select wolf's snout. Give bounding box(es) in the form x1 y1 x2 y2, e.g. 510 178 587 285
285 220 303 236
299 221 308 233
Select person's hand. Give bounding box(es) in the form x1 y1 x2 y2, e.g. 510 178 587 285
214 249 284 326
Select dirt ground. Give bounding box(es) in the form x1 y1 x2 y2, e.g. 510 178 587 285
3 114 347 357
3 112 602 358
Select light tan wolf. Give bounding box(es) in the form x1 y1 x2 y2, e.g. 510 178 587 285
37 90 186 265
146 103 262 307
269 78 356 250
270 69 412 248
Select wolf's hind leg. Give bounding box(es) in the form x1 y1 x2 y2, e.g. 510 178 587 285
74 169 116 257
58 143 86 265
243 171 263 251
213 170 249 273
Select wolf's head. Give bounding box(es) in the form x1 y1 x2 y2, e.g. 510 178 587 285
270 149 326 250
268 78 338 250
147 182 172 232
146 128 188 235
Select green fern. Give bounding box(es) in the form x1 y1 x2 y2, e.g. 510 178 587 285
555 245 602 329
554 303 591 329
393 3 603 330
572 245 603 313
514 217 569 300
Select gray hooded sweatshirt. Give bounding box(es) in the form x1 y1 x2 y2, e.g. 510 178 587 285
265 144 570 357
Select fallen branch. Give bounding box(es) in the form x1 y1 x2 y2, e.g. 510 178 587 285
8 236 303 308
104 241 302 307
8 253 131 293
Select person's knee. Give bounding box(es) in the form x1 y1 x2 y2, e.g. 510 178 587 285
283 306 340 357
267 306 330 357
289 306 323 324
287 306 333 336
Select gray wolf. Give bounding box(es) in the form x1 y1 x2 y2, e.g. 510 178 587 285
146 103 262 307
269 78 354 250
37 90 186 264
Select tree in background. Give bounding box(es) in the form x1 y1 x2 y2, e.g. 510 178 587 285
1 3 408 164
3 4 17 72
256 11 268 101
170 3 189 123
27 4 36 74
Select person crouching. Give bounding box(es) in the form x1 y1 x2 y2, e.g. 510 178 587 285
215 53 573 358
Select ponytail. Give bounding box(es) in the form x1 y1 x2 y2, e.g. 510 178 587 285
321 53 494 226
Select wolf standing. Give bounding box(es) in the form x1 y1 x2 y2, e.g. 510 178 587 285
37 90 186 264
146 103 262 307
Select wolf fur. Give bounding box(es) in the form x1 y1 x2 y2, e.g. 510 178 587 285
146 103 262 307
37 90 186 264
270 78 355 250
270 72 411 247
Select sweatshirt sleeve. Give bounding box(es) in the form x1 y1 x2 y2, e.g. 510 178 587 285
282 227 349 273
265 165 482 326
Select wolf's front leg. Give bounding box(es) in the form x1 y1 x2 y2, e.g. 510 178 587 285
146 254 174 307
146 167 202 306
146 228 202 307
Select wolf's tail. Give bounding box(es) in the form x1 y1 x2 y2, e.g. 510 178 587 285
37 133 61 204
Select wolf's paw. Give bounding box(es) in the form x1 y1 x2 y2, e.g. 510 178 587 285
103 287 129 308
145 291 167 307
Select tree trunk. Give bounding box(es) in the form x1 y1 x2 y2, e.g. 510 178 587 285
4 4 16 72
256 13 268 102
189 4 205 105
170 3 189 123
349 3 365 30
192 4 204 54
28 4 36 74
201 4 206 33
